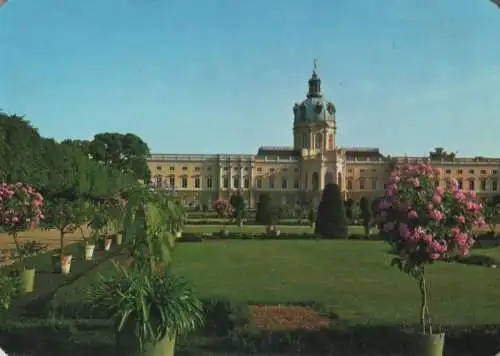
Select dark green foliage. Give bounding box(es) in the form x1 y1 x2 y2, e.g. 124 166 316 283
359 196 372 237
67 132 151 181
314 183 348 238
0 112 137 202
229 194 246 222
255 193 276 225
344 198 354 220
371 197 382 217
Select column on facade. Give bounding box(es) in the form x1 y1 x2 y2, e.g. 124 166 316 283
239 161 244 191
249 162 255 208
218 160 223 190
320 164 326 191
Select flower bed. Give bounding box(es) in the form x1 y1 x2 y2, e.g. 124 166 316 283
250 304 330 331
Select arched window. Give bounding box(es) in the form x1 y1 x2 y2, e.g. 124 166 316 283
324 172 334 185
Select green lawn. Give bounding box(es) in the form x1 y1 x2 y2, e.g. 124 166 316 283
183 224 367 234
171 240 500 327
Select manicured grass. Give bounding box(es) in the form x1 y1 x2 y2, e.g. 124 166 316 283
171 239 500 327
183 224 367 234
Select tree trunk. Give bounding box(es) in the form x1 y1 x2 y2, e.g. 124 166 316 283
60 230 65 263
418 272 432 335
12 232 24 268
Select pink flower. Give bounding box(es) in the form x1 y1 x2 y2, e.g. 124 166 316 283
380 162 484 266
430 209 444 221
435 186 445 196
409 178 420 188
432 194 442 204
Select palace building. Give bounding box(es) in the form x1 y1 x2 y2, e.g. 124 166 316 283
148 67 500 209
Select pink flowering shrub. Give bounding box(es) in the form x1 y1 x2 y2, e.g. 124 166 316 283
376 163 485 334
213 199 230 218
0 182 44 267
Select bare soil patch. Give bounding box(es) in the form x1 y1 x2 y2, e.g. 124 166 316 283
250 304 330 331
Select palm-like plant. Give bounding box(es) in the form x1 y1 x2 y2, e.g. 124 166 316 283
94 262 204 355
91 186 204 355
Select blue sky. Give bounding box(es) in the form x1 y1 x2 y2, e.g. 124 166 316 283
1 0 500 156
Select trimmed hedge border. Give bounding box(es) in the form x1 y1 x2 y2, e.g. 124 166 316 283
2 301 500 356
185 219 312 226
177 231 382 243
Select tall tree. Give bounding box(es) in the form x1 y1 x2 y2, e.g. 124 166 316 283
314 183 348 238
359 196 372 237
87 133 151 181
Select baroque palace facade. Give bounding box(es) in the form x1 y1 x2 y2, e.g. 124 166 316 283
148 68 500 209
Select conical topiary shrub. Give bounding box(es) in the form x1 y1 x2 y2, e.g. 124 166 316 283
314 183 348 238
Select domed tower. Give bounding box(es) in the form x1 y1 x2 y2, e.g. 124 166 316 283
292 60 337 153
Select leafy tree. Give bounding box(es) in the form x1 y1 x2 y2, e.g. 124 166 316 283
229 194 247 226
255 193 277 226
483 198 500 234
344 199 354 220
43 198 79 266
86 133 151 181
213 199 230 218
359 196 372 237
314 183 348 238
371 197 382 218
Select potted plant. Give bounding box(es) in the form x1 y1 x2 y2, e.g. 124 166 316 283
97 186 205 355
0 182 44 293
376 163 485 356
107 195 128 245
169 199 186 238
93 263 204 356
89 203 112 251
73 199 97 260
44 198 79 275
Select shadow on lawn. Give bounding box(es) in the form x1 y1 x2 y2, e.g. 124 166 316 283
2 243 124 319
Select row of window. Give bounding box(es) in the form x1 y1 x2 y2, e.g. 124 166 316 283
453 178 498 191
155 165 301 173
348 168 500 175
155 174 500 192
301 132 334 150
154 175 302 190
